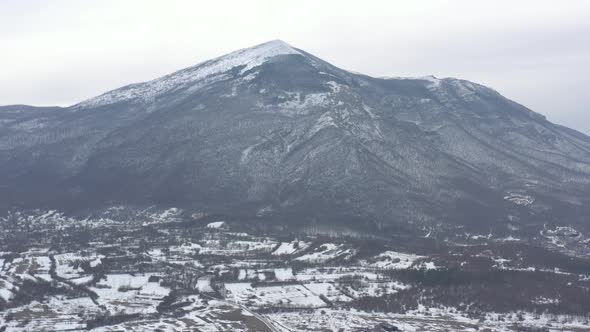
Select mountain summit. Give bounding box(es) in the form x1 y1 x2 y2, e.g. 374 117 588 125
76 40 303 108
2 40 590 236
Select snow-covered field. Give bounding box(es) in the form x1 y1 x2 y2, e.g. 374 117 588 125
272 241 311 256
363 250 425 269
2 208 590 331
225 282 327 308
90 273 169 314
267 307 590 332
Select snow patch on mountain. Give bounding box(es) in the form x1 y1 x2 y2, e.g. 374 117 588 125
420 75 442 88
504 193 534 206
309 112 338 137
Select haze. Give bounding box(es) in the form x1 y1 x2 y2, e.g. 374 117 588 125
1 0 589 134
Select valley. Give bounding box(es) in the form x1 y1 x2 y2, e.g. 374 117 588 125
1 207 589 331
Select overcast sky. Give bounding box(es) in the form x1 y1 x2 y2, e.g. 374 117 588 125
1 0 589 133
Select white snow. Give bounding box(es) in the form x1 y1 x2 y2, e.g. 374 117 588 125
54 253 86 279
308 112 338 137
365 251 424 270
35 274 52 282
89 258 102 267
420 75 442 88
0 287 14 302
504 193 534 206
274 268 294 281
70 275 94 285
207 221 227 229
196 276 214 293
417 261 438 270
90 273 169 314
272 241 310 256
237 269 272 281
492 257 512 268
240 144 256 164
224 282 326 308
534 296 560 305
294 243 354 263
498 235 521 242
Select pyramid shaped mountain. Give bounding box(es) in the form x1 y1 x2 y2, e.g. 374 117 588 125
2 40 590 236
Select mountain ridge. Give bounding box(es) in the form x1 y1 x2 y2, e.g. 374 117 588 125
1 40 589 237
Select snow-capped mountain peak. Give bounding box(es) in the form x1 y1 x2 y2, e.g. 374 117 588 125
192 39 302 76
245 39 301 57
76 40 302 108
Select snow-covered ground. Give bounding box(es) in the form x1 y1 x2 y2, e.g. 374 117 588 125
294 243 355 263
90 273 169 314
224 282 327 309
362 250 424 269
272 241 310 256
2 208 589 331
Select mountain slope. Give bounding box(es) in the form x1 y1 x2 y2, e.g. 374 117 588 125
2 40 589 235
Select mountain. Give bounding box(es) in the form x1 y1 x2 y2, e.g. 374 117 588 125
2 40 590 236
